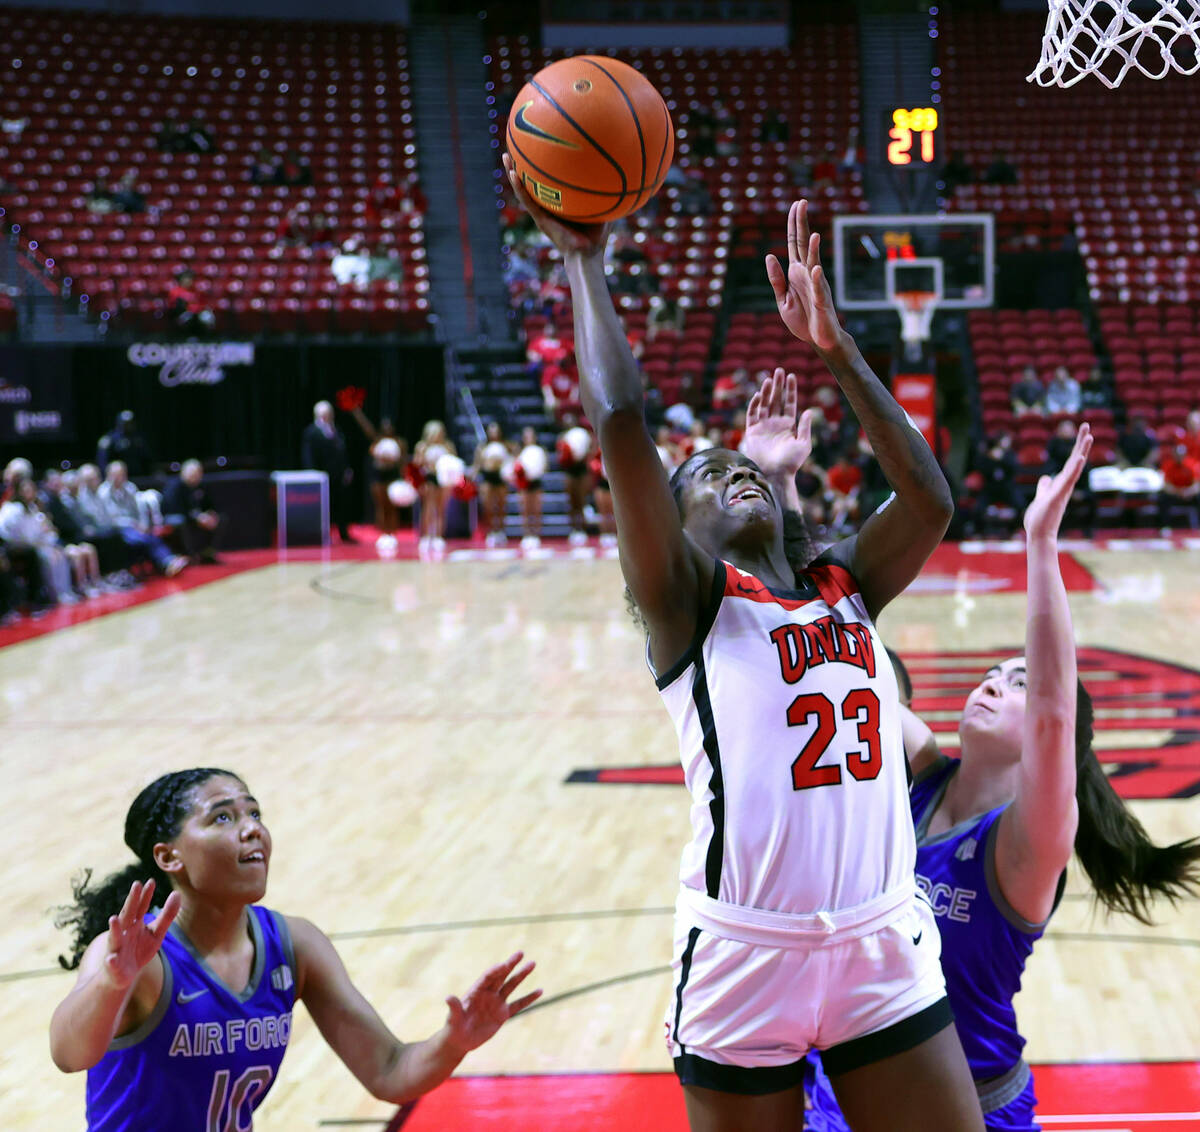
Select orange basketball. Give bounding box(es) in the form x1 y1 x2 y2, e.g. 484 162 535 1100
506 55 675 223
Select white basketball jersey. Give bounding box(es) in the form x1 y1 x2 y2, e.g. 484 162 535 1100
655 559 914 916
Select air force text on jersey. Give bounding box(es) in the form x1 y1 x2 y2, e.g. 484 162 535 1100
167 1013 293 1058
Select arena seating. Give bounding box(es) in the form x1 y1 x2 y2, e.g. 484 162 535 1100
490 32 866 401
969 307 1116 461
939 12 1200 304
0 9 429 335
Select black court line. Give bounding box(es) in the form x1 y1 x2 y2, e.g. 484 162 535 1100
328 906 674 943
308 563 380 605
515 965 669 1019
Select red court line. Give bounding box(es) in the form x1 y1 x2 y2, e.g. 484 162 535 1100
386 1063 1200 1131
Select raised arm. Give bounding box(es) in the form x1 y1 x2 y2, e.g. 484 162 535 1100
504 156 710 670
994 424 1092 924
50 880 180 1072
766 200 953 619
290 916 538 1105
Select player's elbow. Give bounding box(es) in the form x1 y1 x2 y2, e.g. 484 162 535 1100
49 1030 96 1074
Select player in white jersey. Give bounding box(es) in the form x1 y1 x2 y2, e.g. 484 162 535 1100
506 165 982 1132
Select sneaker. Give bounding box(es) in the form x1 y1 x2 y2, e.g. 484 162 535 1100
432 537 446 552
568 531 589 546
599 533 618 548
165 556 188 578
520 535 541 550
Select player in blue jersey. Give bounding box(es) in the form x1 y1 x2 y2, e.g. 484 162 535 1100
738 402 1200 1131
50 768 541 1131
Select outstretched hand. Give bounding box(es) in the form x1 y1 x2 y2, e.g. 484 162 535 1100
765 200 843 351
103 880 181 990
444 951 541 1053
1023 423 1093 541
502 154 611 260
741 368 815 479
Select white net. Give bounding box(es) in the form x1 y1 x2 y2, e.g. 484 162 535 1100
1029 0 1200 87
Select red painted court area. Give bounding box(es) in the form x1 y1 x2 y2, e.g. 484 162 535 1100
388 1063 1200 1131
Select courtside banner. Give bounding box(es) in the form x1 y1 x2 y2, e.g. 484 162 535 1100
0 346 74 443
892 372 936 450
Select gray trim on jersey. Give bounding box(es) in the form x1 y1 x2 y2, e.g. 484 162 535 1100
270 909 298 1000
911 753 953 791
915 759 1061 935
983 819 1062 935
168 905 267 1002
108 950 174 1051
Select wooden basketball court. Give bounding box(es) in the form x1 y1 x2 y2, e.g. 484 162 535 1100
2 538 1198 1129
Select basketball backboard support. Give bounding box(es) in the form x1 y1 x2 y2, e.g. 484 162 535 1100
832 213 994 311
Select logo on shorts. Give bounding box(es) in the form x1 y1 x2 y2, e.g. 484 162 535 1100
911 929 923 946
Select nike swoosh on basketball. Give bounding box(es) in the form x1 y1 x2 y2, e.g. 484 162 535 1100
177 988 208 1004
512 102 579 149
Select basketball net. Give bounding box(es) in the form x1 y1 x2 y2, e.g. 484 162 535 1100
1029 0 1200 88
892 291 937 363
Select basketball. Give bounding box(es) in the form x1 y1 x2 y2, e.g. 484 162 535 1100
506 55 674 223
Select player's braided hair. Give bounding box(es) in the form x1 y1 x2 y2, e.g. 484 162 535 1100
55 768 241 970
624 457 817 631
1071 683 1200 924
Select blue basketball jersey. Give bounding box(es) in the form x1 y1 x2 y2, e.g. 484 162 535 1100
805 755 1060 1132
86 905 297 1132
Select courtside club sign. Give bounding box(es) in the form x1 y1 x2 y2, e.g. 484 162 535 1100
127 343 254 387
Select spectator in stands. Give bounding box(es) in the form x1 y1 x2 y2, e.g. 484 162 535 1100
690 108 717 159
1159 434 1200 529
646 295 684 341
3 456 34 502
978 431 1024 525
274 150 313 188
940 150 973 191
839 127 863 174
984 150 1019 185
277 203 312 247
309 213 337 251
166 269 215 336
99 461 144 529
183 114 215 155
162 460 224 563
677 170 713 217
85 177 116 213
787 150 814 190
0 540 20 626
249 147 277 186
331 238 371 288
1185 410 1200 463
97 410 152 478
760 108 789 144
711 368 749 422
1044 365 1082 415
39 470 104 597
302 400 356 544
55 469 137 586
541 363 579 424
0 476 77 604
1011 366 1046 415
1118 415 1159 468
369 241 404 283
812 148 840 190
825 446 863 535
1080 364 1110 410
111 171 147 214
155 113 187 153
77 463 184 578
1046 419 1095 535
365 172 404 221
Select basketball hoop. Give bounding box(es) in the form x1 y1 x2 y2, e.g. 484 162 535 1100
1029 0 1200 88
892 290 938 360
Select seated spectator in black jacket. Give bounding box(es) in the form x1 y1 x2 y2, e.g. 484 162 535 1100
184 115 215 154
163 460 224 563
984 151 1019 185
0 538 23 625
111 171 147 214
249 147 277 186
156 113 187 153
97 409 153 477
1118 416 1159 468
274 150 313 188
940 150 973 191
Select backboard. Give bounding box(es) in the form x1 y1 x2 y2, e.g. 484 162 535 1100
831 213 994 311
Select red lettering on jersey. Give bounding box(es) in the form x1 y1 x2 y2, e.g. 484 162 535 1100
770 625 807 684
841 624 877 677
801 617 844 667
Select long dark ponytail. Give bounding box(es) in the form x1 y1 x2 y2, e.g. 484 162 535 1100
55 768 241 969
1072 683 1200 923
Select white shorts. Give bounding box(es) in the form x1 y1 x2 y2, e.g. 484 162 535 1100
666 884 949 1095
